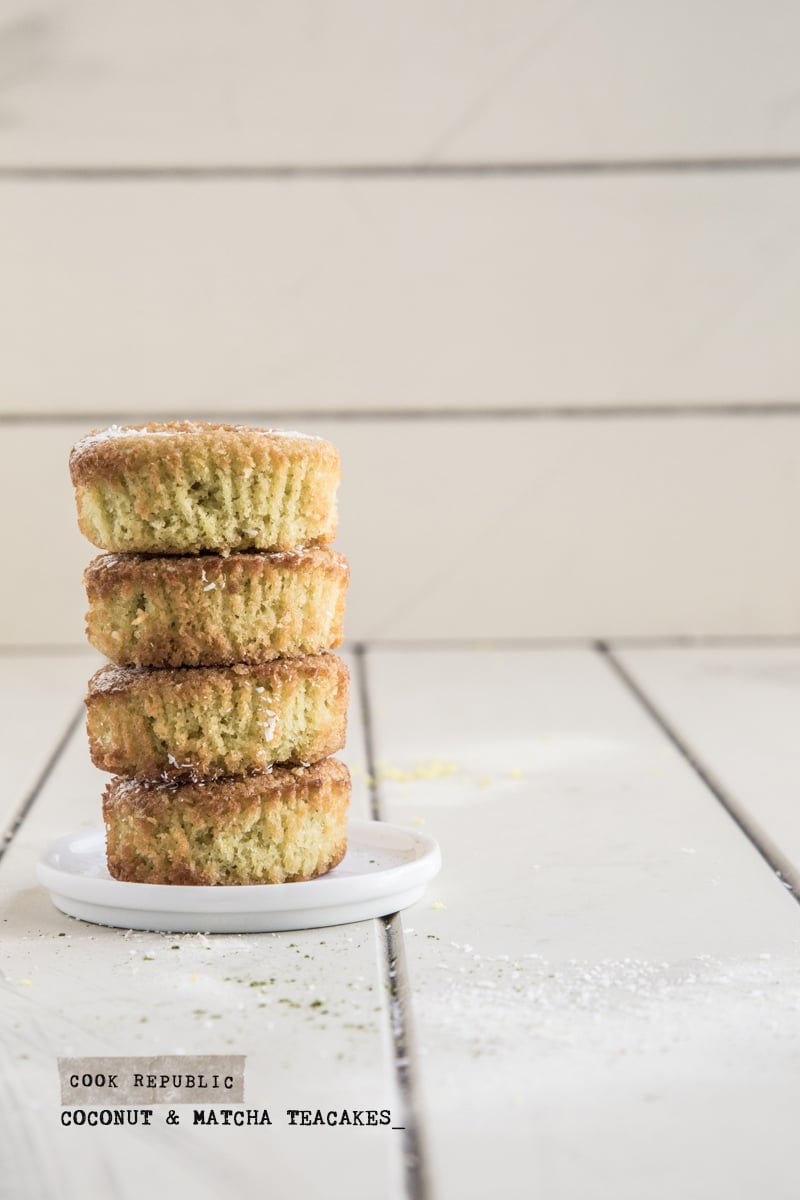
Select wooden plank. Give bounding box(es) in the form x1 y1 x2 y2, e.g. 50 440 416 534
4 416 800 646
614 644 800 889
0 651 402 1200
2 175 800 416
0 651 97 830
432 2 800 164
364 647 800 1200
0 2 798 165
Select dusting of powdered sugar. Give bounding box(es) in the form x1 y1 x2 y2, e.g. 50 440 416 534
73 424 324 454
402 939 800 1064
73 426 180 451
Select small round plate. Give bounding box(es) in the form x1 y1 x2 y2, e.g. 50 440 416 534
37 820 441 934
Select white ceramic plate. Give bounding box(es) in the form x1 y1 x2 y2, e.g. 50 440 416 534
37 820 442 933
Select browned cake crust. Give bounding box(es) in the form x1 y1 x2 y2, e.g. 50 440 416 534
103 758 351 885
83 546 349 668
69 422 340 554
86 654 349 781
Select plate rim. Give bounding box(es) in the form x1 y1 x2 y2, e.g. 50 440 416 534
37 819 442 915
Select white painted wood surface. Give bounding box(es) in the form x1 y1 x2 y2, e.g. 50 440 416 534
615 644 800 890
364 647 800 1200
0 2 798 165
0 652 97 829
0 652 403 1200
3 175 800 415
3 645 800 1199
4 416 800 646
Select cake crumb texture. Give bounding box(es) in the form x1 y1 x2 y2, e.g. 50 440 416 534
69 422 340 554
103 759 351 885
84 546 348 667
86 654 349 780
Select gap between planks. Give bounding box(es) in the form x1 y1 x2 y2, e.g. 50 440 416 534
354 643 432 1200
346 636 800 653
5 406 800 424
0 702 84 866
3 637 800 659
599 643 800 903
4 156 800 180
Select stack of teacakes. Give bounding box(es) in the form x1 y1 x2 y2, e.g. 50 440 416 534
68 422 351 885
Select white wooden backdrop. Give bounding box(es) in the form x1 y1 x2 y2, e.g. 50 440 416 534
1 0 799 638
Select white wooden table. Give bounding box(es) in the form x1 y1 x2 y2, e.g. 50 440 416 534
2 641 798 1200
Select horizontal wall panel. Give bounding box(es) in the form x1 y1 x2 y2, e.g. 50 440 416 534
2 415 799 644
2 175 800 415
0 2 798 165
